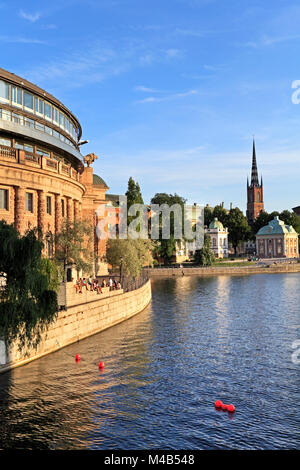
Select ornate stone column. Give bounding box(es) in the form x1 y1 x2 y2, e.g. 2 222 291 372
14 186 25 234
55 194 62 234
37 190 46 234
66 196 73 222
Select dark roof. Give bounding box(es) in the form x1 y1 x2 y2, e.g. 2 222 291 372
293 206 300 216
93 174 108 188
251 139 259 186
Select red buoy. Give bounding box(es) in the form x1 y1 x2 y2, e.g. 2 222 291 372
98 361 105 369
227 404 235 413
221 404 228 410
75 354 81 362
214 400 223 408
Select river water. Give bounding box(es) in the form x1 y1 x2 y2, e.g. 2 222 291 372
0 273 299 450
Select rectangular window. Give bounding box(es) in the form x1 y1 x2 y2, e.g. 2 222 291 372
46 196 52 215
0 80 10 103
35 97 44 115
45 126 53 135
24 92 34 111
61 199 65 217
53 130 59 139
24 117 34 128
25 192 33 212
11 86 22 106
14 141 23 150
0 189 8 210
12 113 23 125
0 138 11 147
36 148 50 157
24 144 34 153
59 112 65 129
35 121 44 132
53 107 59 124
44 102 52 120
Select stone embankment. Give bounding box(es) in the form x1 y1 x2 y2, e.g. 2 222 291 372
145 263 300 277
0 279 152 374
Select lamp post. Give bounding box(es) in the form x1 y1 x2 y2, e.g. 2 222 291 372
120 256 123 289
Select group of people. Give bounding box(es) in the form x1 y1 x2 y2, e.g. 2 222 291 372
74 277 121 294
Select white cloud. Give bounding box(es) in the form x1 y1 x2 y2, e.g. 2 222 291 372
0 35 46 44
19 10 41 23
136 89 198 104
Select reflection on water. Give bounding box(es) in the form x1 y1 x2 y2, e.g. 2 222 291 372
0 273 299 450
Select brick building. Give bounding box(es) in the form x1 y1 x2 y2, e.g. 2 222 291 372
246 140 264 224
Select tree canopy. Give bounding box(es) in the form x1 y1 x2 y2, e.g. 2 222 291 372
194 234 215 266
54 218 94 277
0 221 58 352
106 238 153 279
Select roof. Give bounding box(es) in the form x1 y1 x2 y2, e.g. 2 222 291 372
257 216 297 236
93 174 108 188
209 217 224 230
0 68 82 139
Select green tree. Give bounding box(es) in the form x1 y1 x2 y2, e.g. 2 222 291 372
54 218 94 278
279 210 300 234
106 238 153 280
125 177 144 228
226 207 251 254
150 193 186 264
0 221 58 352
212 205 228 226
204 206 214 227
194 234 215 266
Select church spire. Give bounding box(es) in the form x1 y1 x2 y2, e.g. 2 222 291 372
251 138 259 186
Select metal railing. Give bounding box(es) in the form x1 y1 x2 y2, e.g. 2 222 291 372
97 271 149 293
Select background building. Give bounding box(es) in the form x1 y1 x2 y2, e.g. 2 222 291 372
246 140 264 224
0 68 109 275
256 216 299 258
206 217 228 258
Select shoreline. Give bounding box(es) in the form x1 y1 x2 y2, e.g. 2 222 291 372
145 263 300 277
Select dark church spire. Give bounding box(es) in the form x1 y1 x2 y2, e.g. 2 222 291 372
251 138 259 186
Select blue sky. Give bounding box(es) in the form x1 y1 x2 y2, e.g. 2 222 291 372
1 0 300 213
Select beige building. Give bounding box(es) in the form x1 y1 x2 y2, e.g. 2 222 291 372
0 68 110 275
256 216 299 259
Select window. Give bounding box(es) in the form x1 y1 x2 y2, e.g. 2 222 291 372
12 113 23 125
35 121 44 132
0 138 11 147
0 80 10 103
24 117 34 128
0 189 8 210
59 112 65 129
61 199 65 217
53 130 59 139
24 91 34 111
11 86 22 106
46 196 52 215
45 126 53 135
35 97 44 115
53 107 59 124
24 144 34 153
36 148 50 157
44 102 52 120
25 193 33 212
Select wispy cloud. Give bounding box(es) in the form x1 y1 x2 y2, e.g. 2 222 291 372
19 10 41 23
242 34 300 48
0 35 46 44
136 89 198 104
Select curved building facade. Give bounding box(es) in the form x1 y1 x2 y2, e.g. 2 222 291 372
0 68 109 274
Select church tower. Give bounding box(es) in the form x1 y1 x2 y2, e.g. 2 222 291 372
246 139 264 224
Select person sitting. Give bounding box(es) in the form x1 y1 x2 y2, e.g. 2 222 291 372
82 278 88 291
117 281 121 289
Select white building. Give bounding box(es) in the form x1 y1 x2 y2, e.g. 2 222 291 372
206 217 228 258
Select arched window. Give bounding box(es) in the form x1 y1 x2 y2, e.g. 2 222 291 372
257 192 260 202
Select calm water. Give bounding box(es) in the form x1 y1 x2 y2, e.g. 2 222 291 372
0 273 299 450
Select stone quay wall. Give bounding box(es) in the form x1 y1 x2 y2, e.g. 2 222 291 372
145 264 300 277
0 279 152 374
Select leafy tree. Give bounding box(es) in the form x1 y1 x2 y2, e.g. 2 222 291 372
54 218 94 278
106 238 153 280
150 193 186 264
279 210 300 234
194 234 215 266
252 211 273 238
0 221 58 352
125 177 144 228
204 206 214 227
212 205 228 226
226 207 251 254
